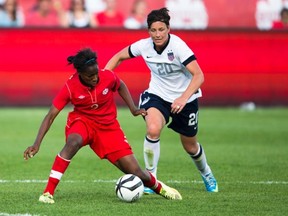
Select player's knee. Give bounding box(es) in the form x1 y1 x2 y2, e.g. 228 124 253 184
146 126 161 139
65 138 82 153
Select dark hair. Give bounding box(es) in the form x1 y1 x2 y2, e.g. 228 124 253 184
147 7 170 29
4 0 18 21
280 7 288 17
69 0 86 12
67 48 97 73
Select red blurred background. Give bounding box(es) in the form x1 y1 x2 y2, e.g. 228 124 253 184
0 28 287 106
17 0 259 28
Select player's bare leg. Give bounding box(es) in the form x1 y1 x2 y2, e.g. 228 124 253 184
39 134 83 204
181 135 218 192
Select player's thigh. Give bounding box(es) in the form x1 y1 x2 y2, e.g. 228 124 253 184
65 120 89 145
140 91 170 130
145 107 166 129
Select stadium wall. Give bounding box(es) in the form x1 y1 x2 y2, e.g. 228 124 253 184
0 28 287 107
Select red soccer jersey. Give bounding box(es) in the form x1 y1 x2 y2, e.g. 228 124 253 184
25 11 61 27
96 12 124 27
53 69 121 125
272 21 288 29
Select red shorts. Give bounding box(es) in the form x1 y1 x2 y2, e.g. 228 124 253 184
65 113 133 164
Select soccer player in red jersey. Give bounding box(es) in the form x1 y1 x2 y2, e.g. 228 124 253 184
23 48 182 203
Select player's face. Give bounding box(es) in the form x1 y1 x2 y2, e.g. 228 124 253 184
148 21 170 50
282 11 288 23
79 64 99 88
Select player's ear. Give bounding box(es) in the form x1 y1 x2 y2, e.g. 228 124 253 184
167 25 170 33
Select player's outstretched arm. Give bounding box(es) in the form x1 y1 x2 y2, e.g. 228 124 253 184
117 80 147 117
23 105 61 160
104 46 131 71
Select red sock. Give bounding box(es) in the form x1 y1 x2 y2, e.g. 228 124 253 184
143 172 162 194
43 154 70 195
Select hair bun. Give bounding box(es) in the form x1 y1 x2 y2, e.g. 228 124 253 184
67 56 75 64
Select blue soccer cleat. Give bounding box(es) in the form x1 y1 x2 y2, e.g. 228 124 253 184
144 187 156 195
201 173 218 192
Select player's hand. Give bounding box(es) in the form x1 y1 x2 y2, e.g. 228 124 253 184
23 146 39 160
132 108 147 117
171 98 186 114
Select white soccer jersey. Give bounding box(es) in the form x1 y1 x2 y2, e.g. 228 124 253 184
129 34 202 103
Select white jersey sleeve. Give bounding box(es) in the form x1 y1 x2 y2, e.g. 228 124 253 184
129 34 202 103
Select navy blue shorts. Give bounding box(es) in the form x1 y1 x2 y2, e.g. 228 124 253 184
139 91 199 137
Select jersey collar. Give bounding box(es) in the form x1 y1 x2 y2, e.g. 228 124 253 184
153 34 171 55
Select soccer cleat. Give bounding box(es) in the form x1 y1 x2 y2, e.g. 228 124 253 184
158 181 182 200
144 187 155 195
39 192 55 204
201 173 218 192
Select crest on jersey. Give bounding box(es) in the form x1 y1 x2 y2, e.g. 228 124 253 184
102 88 109 95
167 51 174 61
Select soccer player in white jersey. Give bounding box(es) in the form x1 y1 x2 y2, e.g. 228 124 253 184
105 7 218 194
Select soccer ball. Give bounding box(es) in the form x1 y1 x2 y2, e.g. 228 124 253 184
115 174 144 202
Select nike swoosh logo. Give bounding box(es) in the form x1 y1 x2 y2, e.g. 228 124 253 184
141 97 150 105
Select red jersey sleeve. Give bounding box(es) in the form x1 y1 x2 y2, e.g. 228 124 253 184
108 69 121 92
52 83 71 110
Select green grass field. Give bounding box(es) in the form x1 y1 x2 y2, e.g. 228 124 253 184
0 107 287 216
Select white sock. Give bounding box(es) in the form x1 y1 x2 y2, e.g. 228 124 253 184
190 143 211 176
143 136 160 178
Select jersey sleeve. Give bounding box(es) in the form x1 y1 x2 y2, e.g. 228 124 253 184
103 69 121 92
128 39 145 57
52 83 71 111
174 35 196 66
111 71 121 92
